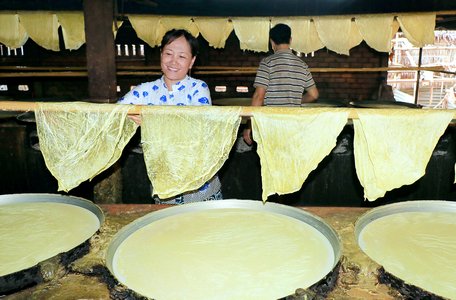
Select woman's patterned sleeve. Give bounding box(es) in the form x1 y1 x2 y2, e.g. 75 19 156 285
118 83 149 105
195 81 212 105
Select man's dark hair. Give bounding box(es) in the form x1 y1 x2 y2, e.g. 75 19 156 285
269 23 291 45
160 29 199 57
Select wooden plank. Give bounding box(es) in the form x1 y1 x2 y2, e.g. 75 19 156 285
83 0 117 103
0 66 447 76
3 100 456 120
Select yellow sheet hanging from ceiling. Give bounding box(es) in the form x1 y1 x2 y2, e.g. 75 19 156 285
232 17 270 52
141 106 241 199
128 15 164 47
348 19 363 51
355 14 398 53
271 17 324 54
159 16 199 38
251 107 349 201
0 13 28 48
57 12 85 50
353 109 453 201
0 11 438 54
397 13 436 48
314 16 362 55
193 17 233 49
35 102 138 192
19 12 60 51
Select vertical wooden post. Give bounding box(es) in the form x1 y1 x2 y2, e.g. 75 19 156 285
83 0 122 204
83 0 117 103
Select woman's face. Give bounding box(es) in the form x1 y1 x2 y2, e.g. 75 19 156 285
160 36 196 88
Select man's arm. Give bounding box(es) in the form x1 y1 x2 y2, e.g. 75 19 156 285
302 86 319 103
243 86 266 145
251 86 266 106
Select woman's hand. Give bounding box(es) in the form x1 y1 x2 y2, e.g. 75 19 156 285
243 128 253 145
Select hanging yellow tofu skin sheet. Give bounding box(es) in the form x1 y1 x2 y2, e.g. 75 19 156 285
252 107 349 201
141 106 241 199
35 102 139 192
353 109 453 201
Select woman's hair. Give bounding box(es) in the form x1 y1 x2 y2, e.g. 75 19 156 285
160 29 199 57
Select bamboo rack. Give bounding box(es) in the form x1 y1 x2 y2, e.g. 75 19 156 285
2 100 456 120
0 66 452 77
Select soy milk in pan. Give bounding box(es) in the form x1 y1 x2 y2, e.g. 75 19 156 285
108 200 341 300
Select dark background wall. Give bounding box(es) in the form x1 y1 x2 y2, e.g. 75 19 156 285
0 20 387 102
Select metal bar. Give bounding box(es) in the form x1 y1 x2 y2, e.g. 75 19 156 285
414 48 423 105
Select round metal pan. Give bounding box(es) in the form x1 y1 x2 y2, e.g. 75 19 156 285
301 99 347 107
355 200 456 238
0 193 104 222
349 100 421 109
212 97 251 106
212 98 347 107
0 193 104 294
16 111 36 123
355 200 456 299
106 199 341 299
0 111 20 120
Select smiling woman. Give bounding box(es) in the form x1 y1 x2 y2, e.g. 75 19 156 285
117 28 224 205
160 30 198 89
118 29 210 106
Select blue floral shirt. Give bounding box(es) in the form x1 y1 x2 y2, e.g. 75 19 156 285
118 75 211 106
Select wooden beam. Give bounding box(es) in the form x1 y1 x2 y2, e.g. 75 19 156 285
3 100 456 121
0 66 450 78
83 0 117 103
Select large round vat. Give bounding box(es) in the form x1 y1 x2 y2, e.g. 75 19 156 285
0 193 104 294
106 199 341 300
355 200 456 299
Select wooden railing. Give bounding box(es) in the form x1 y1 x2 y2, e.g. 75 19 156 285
0 65 451 78
1 100 456 121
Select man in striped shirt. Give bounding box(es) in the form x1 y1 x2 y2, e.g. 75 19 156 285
243 23 319 145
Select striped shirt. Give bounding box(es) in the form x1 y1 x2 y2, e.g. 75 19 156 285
254 49 315 106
